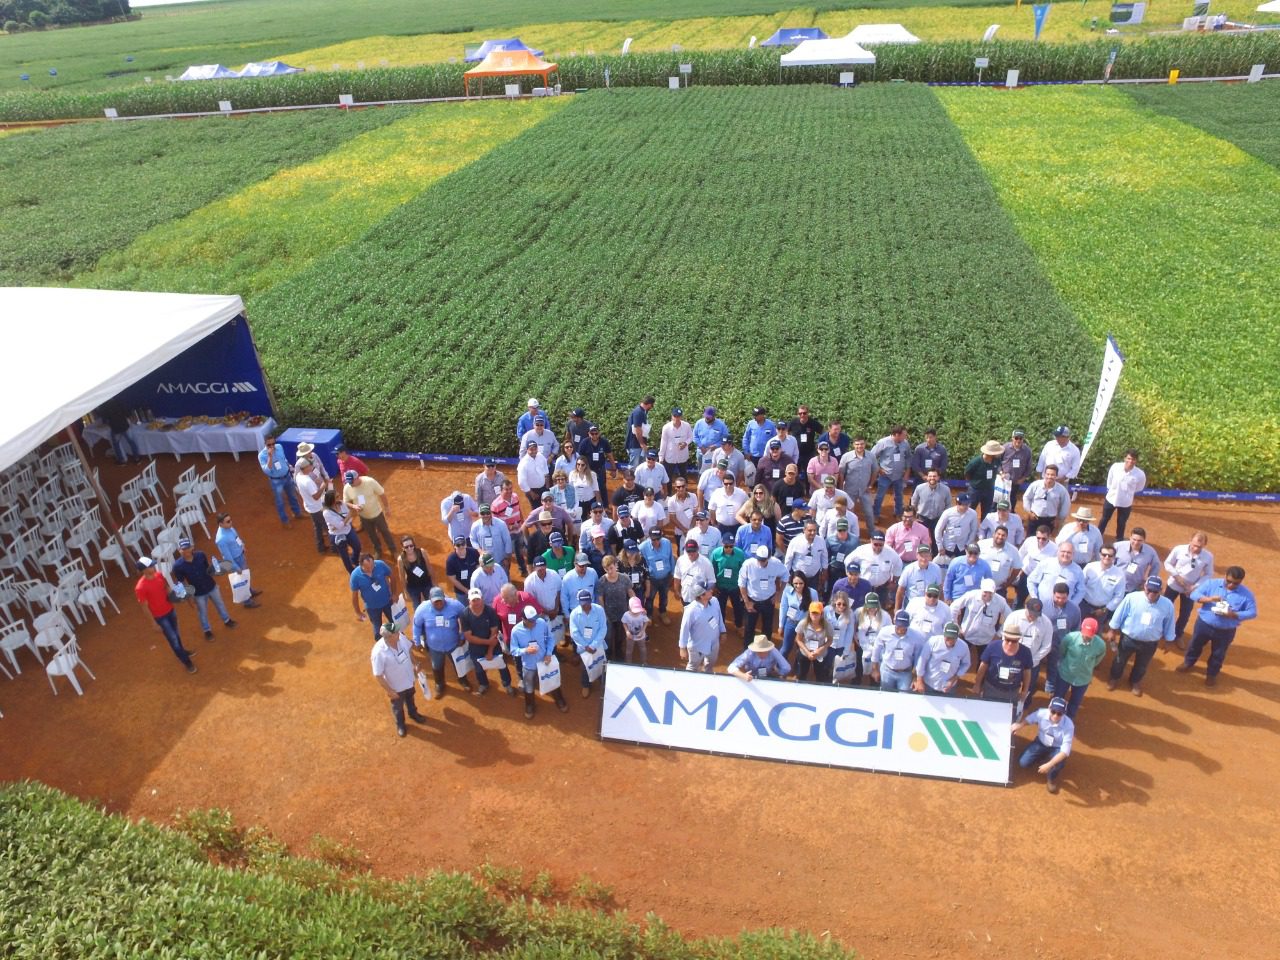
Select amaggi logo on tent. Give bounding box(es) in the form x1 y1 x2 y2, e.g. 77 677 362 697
156 381 259 395
910 717 1000 760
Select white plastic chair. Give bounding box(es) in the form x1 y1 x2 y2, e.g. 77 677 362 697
0 539 34 586
0 620 42 676
54 581 85 626
175 492 210 538
77 572 120 627
0 505 22 538
138 460 166 506
0 576 26 620
195 466 223 513
35 537 70 575
20 476 61 522
17 579 58 616
96 537 132 579
118 476 149 516
56 557 87 588
66 511 103 567
136 502 167 540
171 465 198 502
46 635 95 696
149 541 178 586
32 610 76 661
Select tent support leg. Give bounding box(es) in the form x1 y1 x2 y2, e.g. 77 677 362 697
65 426 132 566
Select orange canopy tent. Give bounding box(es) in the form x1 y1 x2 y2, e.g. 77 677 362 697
463 49 559 96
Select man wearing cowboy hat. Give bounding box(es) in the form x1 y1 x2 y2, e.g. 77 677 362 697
728 634 792 681
1057 506 1103 567
294 456 331 554
964 440 1006 519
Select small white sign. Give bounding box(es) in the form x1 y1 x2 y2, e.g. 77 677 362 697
1248 63 1264 83
975 57 990 68
338 93 354 106
1005 68 1019 88
504 83 520 97
668 76 681 89
103 107 118 119
218 100 233 112
679 63 692 75
839 71 854 85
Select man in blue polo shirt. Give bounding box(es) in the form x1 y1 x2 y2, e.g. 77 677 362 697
693 406 729 469
171 538 237 642
257 434 302 526
640 527 675 624
1012 696 1074 794
512 605 568 718
413 585 469 698
1176 566 1258 687
742 407 778 463
569 589 609 698
350 552 398 641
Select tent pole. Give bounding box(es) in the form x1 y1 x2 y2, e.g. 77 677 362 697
65 425 133 567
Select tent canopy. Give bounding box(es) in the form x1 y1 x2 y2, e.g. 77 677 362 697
0 288 246 472
846 24 921 44
1258 0 1280 11
463 49 559 94
237 61 303 77
177 64 238 81
759 26 829 47
780 37 877 66
465 38 545 63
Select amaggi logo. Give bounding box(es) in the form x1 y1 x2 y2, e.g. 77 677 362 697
156 382 259 395
910 717 1000 760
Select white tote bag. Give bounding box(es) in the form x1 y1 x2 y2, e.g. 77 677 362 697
229 569 252 604
537 657 561 695
581 647 607 683
450 645 473 680
416 669 433 701
548 615 566 645
832 650 859 684
391 594 409 633
477 654 506 673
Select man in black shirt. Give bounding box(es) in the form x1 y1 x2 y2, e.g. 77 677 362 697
459 588 514 695
787 405 824 472
444 537 480 600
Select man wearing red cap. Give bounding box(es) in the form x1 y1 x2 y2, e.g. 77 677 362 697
1053 618 1108 719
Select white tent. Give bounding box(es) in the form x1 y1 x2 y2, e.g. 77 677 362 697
779 37 877 66
846 24 922 45
177 64 239 81
1257 0 1280 11
0 289 245 472
236 61 303 78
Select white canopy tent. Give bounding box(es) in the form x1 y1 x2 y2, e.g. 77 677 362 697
1257 0 1280 11
176 64 239 81
779 37 877 66
0 288 245 473
846 24 922 45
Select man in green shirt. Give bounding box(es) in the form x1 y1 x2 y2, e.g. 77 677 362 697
1054 617 1107 720
711 533 747 636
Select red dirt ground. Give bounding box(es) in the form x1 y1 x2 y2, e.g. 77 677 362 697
1 455 1277 960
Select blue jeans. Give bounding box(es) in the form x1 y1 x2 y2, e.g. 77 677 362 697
110 429 140 463
390 687 422 730
1056 680 1090 720
334 530 362 573
470 642 512 690
627 448 645 468
873 475 904 523
1019 739 1064 784
193 589 231 632
780 615 801 658
646 575 671 615
269 477 302 523
879 666 912 692
368 604 393 641
154 610 190 667
1182 620 1236 678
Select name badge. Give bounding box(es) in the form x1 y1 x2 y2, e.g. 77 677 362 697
904 540 914 552
235 537 244 547
964 575 975 586
756 669 769 679
806 639 819 652
771 469 780 479
583 627 593 639
1126 562 1138 573
371 583 382 593
986 469 994 480
435 615 446 627
1011 459 1021 469
924 458 933 469
1140 611 1153 626
894 649 907 665
630 573 640 584
483 535 493 547
1055 618 1066 629
892 453 901 462
460 570 470 581
507 613 517 624
655 561 666 573
357 495 366 506
998 666 1012 680
592 452 600 461
412 566 424 578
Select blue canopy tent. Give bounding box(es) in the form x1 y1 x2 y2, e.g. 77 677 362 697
759 27 829 47
464 38 545 63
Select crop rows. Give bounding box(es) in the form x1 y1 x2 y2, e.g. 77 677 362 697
4 34 1277 122
80 97 565 298
938 85 1280 492
1123 82 1280 170
247 85 1143 476
0 105 410 285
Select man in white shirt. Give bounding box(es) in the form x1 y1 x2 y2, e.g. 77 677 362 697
658 407 694 481
708 474 748 537
951 578 1010 658
1005 597 1054 709
851 531 903 608
784 520 829 594
675 540 715 604
934 494 978 560
1015 524 1056 607
516 442 549 508
1037 426 1081 488
979 525 1023 597
440 490 479 544
905 583 948 640
371 622 427 738
1100 449 1146 540
294 457 330 554
738 545 787 646
665 476 697 547
520 416 558 461
633 450 670 497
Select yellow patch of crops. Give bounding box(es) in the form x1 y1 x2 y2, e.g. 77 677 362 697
84 98 565 297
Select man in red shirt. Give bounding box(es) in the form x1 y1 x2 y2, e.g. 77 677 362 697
494 582 541 649
134 557 197 674
335 445 368 490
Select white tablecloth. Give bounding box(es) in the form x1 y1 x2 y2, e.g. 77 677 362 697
83 417 276 461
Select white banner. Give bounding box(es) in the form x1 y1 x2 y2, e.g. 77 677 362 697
600 665 1011 784
1078 334 1125 470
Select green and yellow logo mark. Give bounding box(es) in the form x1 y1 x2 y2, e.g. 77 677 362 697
908 717 1000 760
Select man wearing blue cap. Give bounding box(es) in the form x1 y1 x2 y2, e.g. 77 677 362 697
607 504 644 555
870 609 926 692
172 538 238 641
1012 696 1074 793
569 588 608 697
935 493 978 561
738 544 787 647
830 557 872 609
757 437 794 486
851 531 902 608
640 527 675 624
693 407 728 469
577 423 616 503
659 407 694 481
563 408 594 451
742 407 778 464
413 585 469 698
474 457 506 507
1107 575 1176 697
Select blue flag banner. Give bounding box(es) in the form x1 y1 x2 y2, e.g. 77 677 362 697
115 315 274 419
1033 3 1051 39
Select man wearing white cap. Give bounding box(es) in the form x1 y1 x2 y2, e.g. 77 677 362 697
1012 696 1074 793
371 622 427 738
738 544 787 647
679 580 725 672
135 557 197 674
460 587 513 696
1057 507 1102 566
512 604 568 718
973 625 1033 711
515 398 541 444
171 538 238 642
728 634 791 681
870 609 926 692
950 579 1009 659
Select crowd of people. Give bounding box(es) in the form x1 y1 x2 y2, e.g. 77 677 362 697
132 402 1261 792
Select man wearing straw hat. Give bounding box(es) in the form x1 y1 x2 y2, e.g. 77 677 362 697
728 634 792 681
964 440 1005 519
1057 506 1103 567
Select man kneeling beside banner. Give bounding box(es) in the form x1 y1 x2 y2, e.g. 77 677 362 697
600 664 1012 785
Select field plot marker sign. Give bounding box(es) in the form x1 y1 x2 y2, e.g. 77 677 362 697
680 62 692 87
1248 64 1264 83
103 107 118 119
669 76 681 90
975 56 989 83
338 93 354 107
218 100 233 113
1005 68 1019 88
601 664 1012 784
